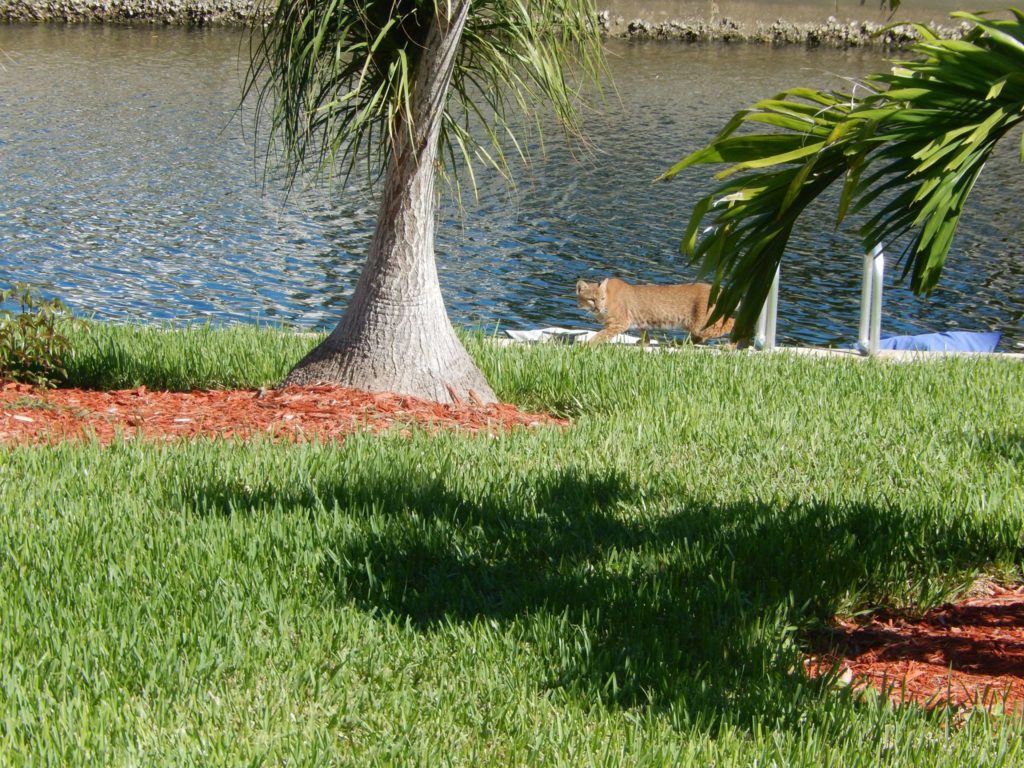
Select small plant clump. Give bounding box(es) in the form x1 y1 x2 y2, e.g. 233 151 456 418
0 284 74 387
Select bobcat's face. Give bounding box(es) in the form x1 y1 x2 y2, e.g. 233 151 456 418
575 279 607 317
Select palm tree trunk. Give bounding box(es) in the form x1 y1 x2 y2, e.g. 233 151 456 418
283 0 497 405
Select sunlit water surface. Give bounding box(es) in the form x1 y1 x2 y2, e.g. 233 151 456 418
1 26 1021 349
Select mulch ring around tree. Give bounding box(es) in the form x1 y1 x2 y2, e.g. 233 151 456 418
805 582 1024 716
0 381 568 443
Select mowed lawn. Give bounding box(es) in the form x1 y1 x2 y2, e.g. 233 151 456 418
2 323 1022 766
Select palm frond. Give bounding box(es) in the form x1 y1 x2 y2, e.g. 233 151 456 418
246 0 607 192
663 9 1024 337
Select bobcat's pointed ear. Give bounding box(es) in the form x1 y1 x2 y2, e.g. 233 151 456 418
599 279 609 290
575 279 587 294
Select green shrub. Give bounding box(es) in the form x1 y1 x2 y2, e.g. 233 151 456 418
0 284 74 387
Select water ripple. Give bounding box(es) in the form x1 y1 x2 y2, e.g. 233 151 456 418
0 27 1020 350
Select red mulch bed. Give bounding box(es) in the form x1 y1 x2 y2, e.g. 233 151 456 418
0 381 567 443
806 583 1024 715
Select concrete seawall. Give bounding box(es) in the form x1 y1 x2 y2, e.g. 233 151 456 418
0 0 1007 45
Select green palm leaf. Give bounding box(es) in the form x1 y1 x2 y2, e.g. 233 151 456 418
663 9 1024 338
246 0 607 191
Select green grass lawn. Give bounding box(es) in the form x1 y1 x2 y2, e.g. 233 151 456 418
2 323 1022 765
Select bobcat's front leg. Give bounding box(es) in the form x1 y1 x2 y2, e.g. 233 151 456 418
588 322 630 344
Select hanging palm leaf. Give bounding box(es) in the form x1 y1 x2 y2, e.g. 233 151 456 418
662 10 1024 338
247 0 606 190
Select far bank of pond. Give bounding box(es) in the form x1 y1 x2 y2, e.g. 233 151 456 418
0 0 1011 44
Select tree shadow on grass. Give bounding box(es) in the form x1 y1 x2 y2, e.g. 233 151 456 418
976 428 1024 465
181 459 1017 726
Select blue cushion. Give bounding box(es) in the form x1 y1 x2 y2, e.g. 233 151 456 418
876 331 1002 353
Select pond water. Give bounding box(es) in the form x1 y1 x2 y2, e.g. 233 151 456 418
1 25 1021 349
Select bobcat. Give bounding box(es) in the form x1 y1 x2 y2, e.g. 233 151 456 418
575 277 735 345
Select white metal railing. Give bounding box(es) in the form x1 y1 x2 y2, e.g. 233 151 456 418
752 244 884 354
857 243 885 356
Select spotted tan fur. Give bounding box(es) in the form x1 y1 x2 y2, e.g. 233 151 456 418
575 277 734 344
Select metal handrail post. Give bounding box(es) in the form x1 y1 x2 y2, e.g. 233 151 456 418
754 265 780 351
868 248 884 356
764 265 779 351
754 302 767 350
858 243 884 355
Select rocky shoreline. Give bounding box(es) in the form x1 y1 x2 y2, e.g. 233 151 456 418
597 10 968 46
0 0 260 25
0 0 970 46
